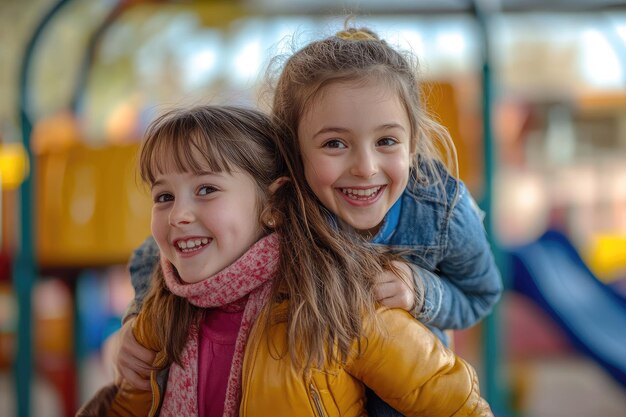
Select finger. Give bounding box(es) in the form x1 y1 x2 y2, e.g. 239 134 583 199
374 282 389 301
374 281 403 301
379 297 399 308
378 294 405 309
390 261 414 286
121 370 152 391
379 293 414 311
121 341 157 364
119 356 155 375
374 270 397 284
376 281 415 311
127 348 157 367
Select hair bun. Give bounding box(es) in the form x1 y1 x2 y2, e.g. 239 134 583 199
335 28 378 41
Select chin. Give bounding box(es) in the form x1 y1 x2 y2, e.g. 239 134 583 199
177 270 204 284
354 220 382 230
178 275 196 284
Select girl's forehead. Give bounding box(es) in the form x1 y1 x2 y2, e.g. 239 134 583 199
311 77 401 105
303 80 405 120
147 147 230 180
155 148 205 168
151 137 231 168
324 79 397 97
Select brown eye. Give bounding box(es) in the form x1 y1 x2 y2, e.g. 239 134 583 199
155 193 174 203
322 139 346 149
198 185 218 196
377 137 398 147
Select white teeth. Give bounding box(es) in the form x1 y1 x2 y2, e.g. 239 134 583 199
341 186 382 199
177 238 210 251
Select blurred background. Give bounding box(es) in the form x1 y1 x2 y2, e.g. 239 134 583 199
1 0 626 416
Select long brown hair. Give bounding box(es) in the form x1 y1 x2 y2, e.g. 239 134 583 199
268 26 458 190
138 105 282 365
139 105 392 370
269 152 391 370
268 113 399 369
264 26 446 368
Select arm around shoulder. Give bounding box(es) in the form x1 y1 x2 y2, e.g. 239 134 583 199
419 184 503 329
124 237 160 320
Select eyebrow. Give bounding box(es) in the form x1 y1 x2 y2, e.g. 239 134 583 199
312 123 407 139
151 171 225 188
378 123 407 132
196 170 225 177
312 126 350 139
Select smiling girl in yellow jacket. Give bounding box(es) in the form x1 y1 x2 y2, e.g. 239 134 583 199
78 105 491 417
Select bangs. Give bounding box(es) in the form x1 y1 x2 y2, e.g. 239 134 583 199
140 114 235 184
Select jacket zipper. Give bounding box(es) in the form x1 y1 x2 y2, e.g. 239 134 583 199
148 369 160 417
240 312 264 414
309 382 327 417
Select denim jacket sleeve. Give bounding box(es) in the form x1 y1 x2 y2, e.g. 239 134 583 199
122 236 160 321
415 185 502 330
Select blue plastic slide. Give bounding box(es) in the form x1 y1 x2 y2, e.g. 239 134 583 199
508 230 626 387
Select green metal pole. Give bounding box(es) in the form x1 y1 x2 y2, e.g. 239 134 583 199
70 0 126 114
479 59 506 414
68 2 125 405
471 2 509 416
16 1 71 416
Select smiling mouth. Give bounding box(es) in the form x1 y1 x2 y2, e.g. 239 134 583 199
339 186 383 201
176 237 211 253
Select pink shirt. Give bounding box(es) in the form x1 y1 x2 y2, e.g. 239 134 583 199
197 307 244 417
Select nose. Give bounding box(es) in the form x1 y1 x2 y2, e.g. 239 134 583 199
169 200 195 226
350 148 378 178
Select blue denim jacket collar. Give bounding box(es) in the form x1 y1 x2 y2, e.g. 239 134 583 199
371 197 402 244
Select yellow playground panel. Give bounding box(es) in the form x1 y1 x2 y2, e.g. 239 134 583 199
585 234 626 283
36 143 151 267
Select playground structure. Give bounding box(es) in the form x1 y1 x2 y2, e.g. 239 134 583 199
508 230 626 388
4 1 626 416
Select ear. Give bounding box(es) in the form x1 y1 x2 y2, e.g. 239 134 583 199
269 176 290 194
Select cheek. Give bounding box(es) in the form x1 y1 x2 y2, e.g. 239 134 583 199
302 157 339 188
150 208 160 235
225 197 263 238
299 150 315 174
389 154 412 186
305 167 334 194
300 158 320 188
300 145 326 172
150 210 167 249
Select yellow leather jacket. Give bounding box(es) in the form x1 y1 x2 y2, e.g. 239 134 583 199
102 308 166 417
240 303 491 417
84 302 491 417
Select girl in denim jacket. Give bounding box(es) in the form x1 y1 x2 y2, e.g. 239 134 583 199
110 26 502 417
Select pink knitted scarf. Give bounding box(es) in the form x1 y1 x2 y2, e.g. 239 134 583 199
158 233 279 417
